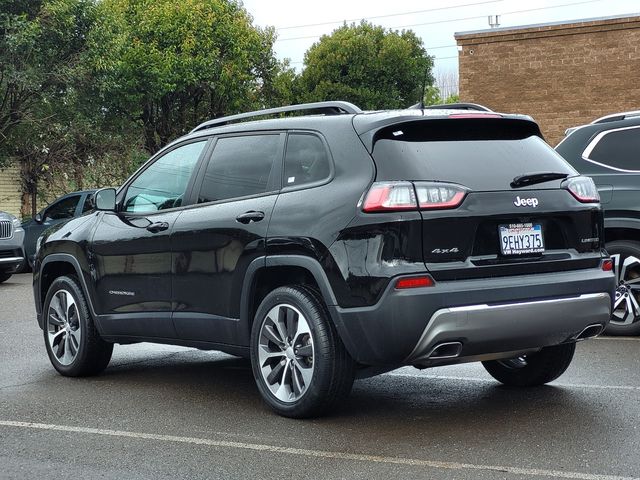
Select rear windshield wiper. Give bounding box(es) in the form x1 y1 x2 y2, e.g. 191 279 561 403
510 172 569 188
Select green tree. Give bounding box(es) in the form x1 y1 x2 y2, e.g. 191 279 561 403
0 0 116 215
0 0 95 162
423 86 460 106
88 0 281 154
299 22 434 110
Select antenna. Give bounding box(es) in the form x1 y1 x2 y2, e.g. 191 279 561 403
488 15 500 28
415 58 431 110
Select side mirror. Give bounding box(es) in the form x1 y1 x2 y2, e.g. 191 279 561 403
34 213 43 223
95 188 117 212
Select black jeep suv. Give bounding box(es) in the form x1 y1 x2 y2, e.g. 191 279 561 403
556 111 640 335
34 101 615 418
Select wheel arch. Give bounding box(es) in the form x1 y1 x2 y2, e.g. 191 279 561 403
38 254 98 330
239 255 339 345
604 220 640 245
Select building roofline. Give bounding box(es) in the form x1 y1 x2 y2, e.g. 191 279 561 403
455 13 639 38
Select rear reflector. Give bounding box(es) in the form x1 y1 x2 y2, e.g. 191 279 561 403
601 259 613 272
395 276 435 289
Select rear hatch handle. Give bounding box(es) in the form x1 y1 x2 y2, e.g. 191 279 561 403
510 172 569 188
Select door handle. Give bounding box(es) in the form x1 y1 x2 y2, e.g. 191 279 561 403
235 211 265 224
146 221 169 233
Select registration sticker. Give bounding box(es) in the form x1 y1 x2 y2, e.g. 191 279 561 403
499 223 544 255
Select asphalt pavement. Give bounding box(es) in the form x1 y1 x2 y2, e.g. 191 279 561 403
1 273 639 480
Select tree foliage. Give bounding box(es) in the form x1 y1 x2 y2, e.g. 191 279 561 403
299 22 434 110
0 1 455 217
0 0 95 160
88 0 282 153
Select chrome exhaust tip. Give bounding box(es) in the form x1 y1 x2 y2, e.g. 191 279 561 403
575 323 605 341
427 341 463 359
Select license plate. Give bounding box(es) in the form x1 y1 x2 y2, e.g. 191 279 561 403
499 223 545 255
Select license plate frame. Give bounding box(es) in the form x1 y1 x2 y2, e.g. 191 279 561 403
499 222 545 256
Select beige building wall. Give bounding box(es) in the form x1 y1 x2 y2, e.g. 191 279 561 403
455 15 640 146
0 162 22 218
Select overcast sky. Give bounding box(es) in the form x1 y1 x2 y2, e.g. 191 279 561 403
242 0 639 91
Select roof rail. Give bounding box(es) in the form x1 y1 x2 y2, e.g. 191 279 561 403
190 101 362 133
422 102 493 112
591 110 640 124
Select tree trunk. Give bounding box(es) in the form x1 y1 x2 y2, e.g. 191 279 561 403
31 186 37 217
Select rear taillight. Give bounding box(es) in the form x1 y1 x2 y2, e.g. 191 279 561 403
601 259 613 272
362 181 468 212
562 176 600 203
362 182 417 212
414 182 468 210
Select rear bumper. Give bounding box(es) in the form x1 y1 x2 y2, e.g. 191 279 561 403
329 267 615 366
405 293 609 364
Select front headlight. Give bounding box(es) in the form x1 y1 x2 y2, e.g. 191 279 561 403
10 215 23 231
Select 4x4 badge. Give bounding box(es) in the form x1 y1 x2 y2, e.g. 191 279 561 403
514 196 539 207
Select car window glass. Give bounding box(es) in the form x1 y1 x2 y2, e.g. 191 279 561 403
82 194 95 213
284 134 330 187
44 195 80 220
587 127 640 171
198 135 279 203
124 141 206 213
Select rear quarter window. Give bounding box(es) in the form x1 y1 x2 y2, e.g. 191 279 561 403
283 133 331 188
583 126 640 172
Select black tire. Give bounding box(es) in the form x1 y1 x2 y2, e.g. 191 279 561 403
482 343 576 387
250 285 355 418
43 275 113 376
0 273 11 283
605 240 640 336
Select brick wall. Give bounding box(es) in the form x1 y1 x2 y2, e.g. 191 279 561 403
455 15 640 146
0 162 22 218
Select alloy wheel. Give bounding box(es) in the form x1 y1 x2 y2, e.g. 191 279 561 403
257 303 315 403
611 254 640 325
47 289 81 366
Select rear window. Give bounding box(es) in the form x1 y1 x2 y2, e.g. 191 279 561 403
371 119 575 191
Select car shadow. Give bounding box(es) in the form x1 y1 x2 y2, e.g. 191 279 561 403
81 349 615 445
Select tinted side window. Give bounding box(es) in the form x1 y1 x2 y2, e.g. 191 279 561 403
82 193 95 213
45 195 80 220
587 127 640 171
284 134 330 187
124 141 206 213
198 135 279 203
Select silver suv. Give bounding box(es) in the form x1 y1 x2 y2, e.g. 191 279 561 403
0 211 25 283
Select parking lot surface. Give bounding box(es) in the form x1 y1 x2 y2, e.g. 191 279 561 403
1 273 639 480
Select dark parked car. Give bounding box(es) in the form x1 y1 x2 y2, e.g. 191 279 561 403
21 190 95 268
0 211 25 283
33 101 614 418
556 111 640 335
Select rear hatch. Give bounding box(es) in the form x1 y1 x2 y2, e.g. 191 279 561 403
367 116 604 280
